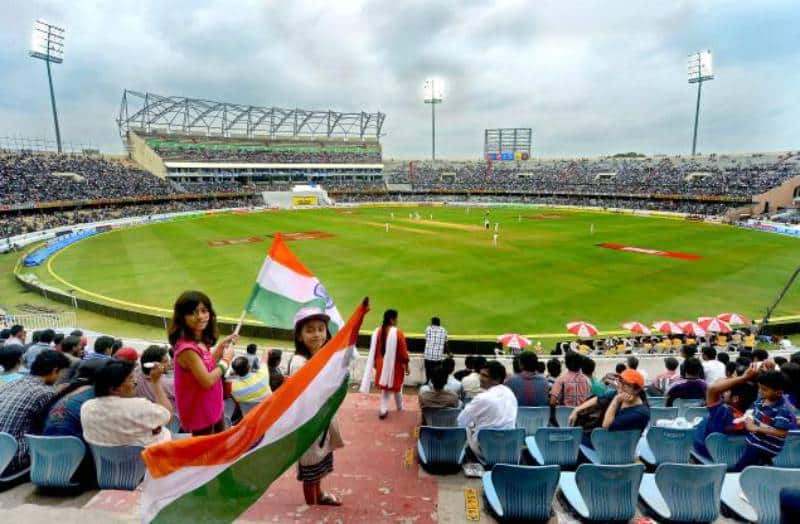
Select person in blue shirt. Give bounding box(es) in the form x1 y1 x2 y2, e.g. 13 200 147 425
734 369 797 471
693 364 758 457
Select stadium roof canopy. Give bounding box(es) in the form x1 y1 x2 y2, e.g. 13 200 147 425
117 90 385 141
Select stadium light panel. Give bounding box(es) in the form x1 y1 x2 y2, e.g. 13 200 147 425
423 78 444 102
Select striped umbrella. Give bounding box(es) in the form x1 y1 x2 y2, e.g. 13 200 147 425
622 322 651 335
717 313 749 325
497 333 532 349
679 321 707 337
566 321 599 337
699 317 732 333
652 321 683 335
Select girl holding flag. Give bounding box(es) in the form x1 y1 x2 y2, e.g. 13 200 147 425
169 291 238 435
289 307 344 506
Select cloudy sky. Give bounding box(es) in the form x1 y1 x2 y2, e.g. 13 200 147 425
1 0 797 158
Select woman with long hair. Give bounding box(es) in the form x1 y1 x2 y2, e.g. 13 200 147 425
169 290 237 436
360 309 410 419
288 307 343 506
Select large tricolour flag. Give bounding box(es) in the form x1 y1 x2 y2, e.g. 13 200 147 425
139 299 369 523
244 232 344 332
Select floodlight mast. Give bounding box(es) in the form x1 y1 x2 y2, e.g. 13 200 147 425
688 50 714 156
423 79 443 161
29 19 65 153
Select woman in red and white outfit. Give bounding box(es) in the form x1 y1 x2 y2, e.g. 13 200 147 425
360 309 410 418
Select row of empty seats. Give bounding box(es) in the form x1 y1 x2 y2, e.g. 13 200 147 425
482 462 799 523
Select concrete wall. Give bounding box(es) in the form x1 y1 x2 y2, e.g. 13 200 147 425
753 174 800 214
127 131 168 179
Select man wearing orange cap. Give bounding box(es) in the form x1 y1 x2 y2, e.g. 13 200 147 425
600 369 650 432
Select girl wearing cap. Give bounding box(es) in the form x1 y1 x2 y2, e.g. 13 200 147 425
169 291 237 436
359 309 410 419
289 307 343 506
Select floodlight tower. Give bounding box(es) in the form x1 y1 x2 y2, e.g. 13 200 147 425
423 79 444 161
688 50 714 156
29 19 65 153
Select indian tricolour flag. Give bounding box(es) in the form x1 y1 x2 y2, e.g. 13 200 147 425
244 232 344 332
140 299 369 523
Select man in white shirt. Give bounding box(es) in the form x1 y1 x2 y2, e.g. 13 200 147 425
461 355 487 400
5 325 26 348
457 360 517 459
701 346 726 384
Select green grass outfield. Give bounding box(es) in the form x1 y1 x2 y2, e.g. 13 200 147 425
22 205 800 339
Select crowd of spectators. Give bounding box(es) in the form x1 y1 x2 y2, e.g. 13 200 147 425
0 196 262 238
0 152 175 205
384 153 800 198
0 324 286 486
420 346 800 470
148 141 382 164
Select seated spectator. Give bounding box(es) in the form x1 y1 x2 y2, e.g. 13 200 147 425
60 335 85 364
546 357 562 388
666 357 707 407
550 352 591 407
81 359 172 447
580 356 606 397
53 333 64 352
420 356 463 398
649 357 680 396
0 350 70 476
626 356 648 383
702 346 726 383
135 345 176 410
603 362 627 388
453 355 474 382
230 356 272 405
569 369 650 446
267 349 285 391
113 346 140 363
84 335 115 362
693 364 759 457
752 349 770 368
717 351 730 367
23 328 54 369
734 370 797 470
419 367 460 409
43 359 104 438
244 343 261 372
0 328 10 346
5 324 26 347
504 351 549 406
461 355 487 400
774 356 788 369
679 345 704 379
457 361 517 459
0 344 25 384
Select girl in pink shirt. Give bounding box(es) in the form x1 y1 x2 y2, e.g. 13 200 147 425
169 291 237 435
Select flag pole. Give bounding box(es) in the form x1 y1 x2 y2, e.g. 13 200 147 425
233 310 247 335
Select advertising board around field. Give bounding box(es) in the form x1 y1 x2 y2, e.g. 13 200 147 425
292 195 318 206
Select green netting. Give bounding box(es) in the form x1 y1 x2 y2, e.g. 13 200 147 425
145 139 380 155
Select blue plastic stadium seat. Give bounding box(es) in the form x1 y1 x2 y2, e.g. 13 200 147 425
25 434 86 488
416 426 466 470
773 430 800 468
581 428 641 465
90 444 147 490
482 464 559 522
721 466 800 524
691 433 747 471
638 426 694 466
477 428 525 468
554 406 573 428
0 432 29 483
648 396 666 408
639 463 726 522
559 463 644 521
648 406 679 427
674 398 704 417
525 427 582 467
422 407 461 428
516 407 550 436
684 406 709 424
